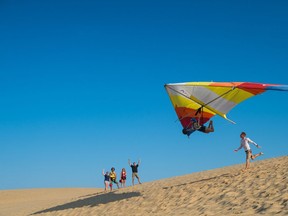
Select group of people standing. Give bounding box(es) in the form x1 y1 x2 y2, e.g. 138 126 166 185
102 159 142 191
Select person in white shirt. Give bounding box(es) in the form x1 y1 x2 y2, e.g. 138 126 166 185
234 132 263 171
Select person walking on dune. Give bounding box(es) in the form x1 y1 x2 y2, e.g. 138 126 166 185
128 159 142 186
234 132 263 171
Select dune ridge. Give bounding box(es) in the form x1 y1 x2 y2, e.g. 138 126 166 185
0 156 287 216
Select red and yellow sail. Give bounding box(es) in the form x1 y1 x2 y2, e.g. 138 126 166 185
165 82 288 130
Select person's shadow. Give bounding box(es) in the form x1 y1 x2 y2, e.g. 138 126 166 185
31 191 141 215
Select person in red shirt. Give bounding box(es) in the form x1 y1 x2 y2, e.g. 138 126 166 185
120 168 127 188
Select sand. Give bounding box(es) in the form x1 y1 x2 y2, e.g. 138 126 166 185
0 156 287 216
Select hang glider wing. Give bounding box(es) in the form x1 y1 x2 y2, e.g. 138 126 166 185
164 82 288 130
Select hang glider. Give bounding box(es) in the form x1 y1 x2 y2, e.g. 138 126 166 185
164 82 288 134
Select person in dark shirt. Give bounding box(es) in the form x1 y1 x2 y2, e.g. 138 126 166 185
102 169 110 191
128 159 142 186
182 118 214 137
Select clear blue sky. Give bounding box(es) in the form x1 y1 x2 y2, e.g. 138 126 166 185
1 0 287 189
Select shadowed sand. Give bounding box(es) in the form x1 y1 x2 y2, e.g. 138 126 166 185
0 156 287 216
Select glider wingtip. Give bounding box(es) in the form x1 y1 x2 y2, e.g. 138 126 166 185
223 114 236 124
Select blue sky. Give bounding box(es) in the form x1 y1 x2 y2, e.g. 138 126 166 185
0 0 287 189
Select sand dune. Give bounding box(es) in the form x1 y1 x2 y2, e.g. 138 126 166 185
0 156 287 216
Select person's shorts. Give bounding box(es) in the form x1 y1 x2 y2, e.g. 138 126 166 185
132 172 139 179
197 126 206 133
104 180 110 184
110 178 118 184
245 150 253 159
